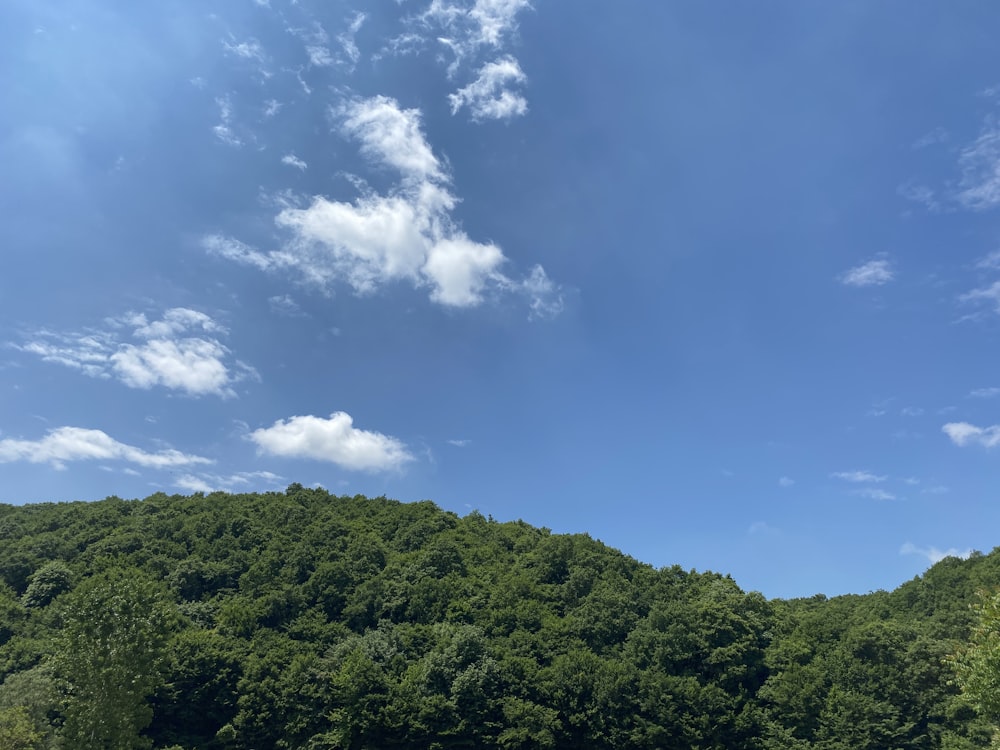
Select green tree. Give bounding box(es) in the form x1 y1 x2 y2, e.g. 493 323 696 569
0 705 42 750
55 567 177 750
951 590 1000 747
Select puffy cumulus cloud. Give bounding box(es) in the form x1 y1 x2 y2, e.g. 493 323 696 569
250 411 413 472
831 470 888 483
900 543 973 564
943 421 1000 448
15 309 257 397
839 258 894 287
0 427 212 470
449 56 527 121
423 235 505 306
210 96 558 311
175 470 283 494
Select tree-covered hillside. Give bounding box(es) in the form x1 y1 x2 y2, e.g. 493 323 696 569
0 487 996 749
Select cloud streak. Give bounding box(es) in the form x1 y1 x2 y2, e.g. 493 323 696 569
957 115 1000 210
832 470 888 483
900 543 972 564
839 259 894 287
0 427 212 470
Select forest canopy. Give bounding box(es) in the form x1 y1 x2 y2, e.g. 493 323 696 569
0 487 997 749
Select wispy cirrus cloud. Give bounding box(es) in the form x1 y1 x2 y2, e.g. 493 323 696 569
222 36 265 63
960 281 1000 315
839 258 894 287
956 114 1000 210
250 411 413 472
213 95 243 147
207 96 561 312
0 426 212 470
15 308 257 397
832 470 888 483
387 0 533 117
970 386 1000 398
418 0 531 71
900 542 972 564
855 488 896 501
175 470 283 494
943 421 1000 448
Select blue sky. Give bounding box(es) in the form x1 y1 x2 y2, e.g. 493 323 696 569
4 1 1000 599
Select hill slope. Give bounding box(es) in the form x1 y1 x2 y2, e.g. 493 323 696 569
0 487 996 749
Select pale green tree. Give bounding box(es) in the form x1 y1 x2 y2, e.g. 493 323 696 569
55 567 177 750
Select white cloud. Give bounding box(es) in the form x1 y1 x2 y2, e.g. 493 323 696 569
213 95 242 147
897 182 939 211
268 294 306 317
900 406 924 417
832 470 888 483
16 309 256 397
423 234 505 306
520 265 564 319
447 438 471 447
422 0 531 63
222 37 264 62
960 281 1000 314
975 250 1000 270
839 259 894 287
912 127 949 150
449 56 527 121
970 387 1000 398
202 234 275 270
394 0 531 88
336 11 367 67
339 96 443 180
287 17 364 71
778 476 795 487
957 115 1000 210
921 485 950 495
855 488 896 501
264 99 282 118
943 421 1000 448
250 411 413 472
306 45 334 67
900 542 972 564
0 427 212 470
175 470 283 494
282 154 308 170
211 96 556 311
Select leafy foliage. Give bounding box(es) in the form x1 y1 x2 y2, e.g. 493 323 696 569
0 489 996 748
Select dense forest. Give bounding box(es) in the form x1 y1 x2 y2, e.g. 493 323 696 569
0 487 998 749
